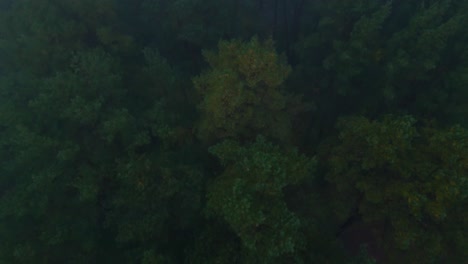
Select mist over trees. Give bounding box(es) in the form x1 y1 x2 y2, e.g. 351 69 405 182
0 0 467 263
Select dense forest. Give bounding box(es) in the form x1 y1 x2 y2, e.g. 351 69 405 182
0 0 467 263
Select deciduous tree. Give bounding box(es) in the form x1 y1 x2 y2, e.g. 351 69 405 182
325 115 468 263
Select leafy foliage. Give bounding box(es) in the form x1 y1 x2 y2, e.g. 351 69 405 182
194 37 309 144
326 115 468 263
207 136 316 262
292 0 468 144
0 0 467 263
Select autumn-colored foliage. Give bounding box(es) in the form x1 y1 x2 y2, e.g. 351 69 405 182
194 37 308 144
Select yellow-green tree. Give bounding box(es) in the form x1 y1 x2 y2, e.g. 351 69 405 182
325 115 468 263
194 37 308 144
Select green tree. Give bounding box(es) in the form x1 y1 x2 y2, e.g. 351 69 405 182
291 0 468 145
324 115 468 263
0 48 123 263
0 0 130 261
206 136 316 262
0 0 203 262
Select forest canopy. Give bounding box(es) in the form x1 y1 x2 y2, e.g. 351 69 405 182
0 0 466 263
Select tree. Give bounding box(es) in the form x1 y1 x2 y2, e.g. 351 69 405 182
290 0 468 145
206 136 316 262
0 0 129 260
194 37 309 144
0 0 203 262
324 115 468 263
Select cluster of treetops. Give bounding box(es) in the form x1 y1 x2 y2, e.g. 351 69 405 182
0 0 467 263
